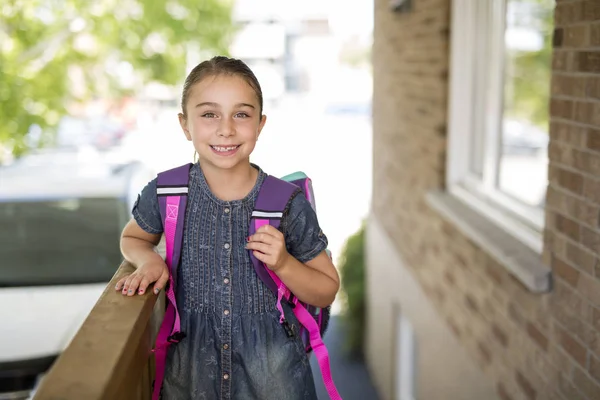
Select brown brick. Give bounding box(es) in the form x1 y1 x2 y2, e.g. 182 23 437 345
443 269 455 286
573 149 600 177
478 341 492 365
573 366 600 400
558 373 587 400
552 303 589 346
447 317 461 338
590 354 600 384
551 98 574 119
558 325 588 367
588 129 600 152
492 323 509 348
566 241 597 275
587 77 600 101
592 23 600 46
515 370 537 400
555 2 584 26
527 322 549 351
593 307 600 332
553 256 581 287
576 201 600 230
557 168 584 194
554 75 588 98
550 121 588 147
553 50 570 71
573 101 600 126
577 271 600 307
578 52 600 73
564 25 589 48
508 302 526 328
587 328 600 358
497 382 513 400
556 213 581 241
583 177 600 204
464 293 478 313
553 279 585 317
584 1 600 22
581 225 600 254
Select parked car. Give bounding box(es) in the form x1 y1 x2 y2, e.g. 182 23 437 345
0 150 154 399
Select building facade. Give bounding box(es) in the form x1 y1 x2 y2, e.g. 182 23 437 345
367 0 600 399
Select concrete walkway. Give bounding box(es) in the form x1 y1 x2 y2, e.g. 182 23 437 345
310 316 380 400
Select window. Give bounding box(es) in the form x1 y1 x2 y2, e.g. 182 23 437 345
447 0 555 253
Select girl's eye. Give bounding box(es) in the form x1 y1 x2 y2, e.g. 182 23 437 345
235 112 249 118
202 112 217 118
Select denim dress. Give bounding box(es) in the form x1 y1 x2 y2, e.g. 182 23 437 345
132 163 327 400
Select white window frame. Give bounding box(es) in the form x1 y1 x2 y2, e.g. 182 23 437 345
446 0 548 254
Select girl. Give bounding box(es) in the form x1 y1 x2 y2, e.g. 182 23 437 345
115 56 340 400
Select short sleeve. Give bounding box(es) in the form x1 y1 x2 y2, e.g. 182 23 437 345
131 177 163 234
282 192 328 263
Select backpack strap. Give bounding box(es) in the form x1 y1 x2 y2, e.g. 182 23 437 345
152 162 192 400
249 175 299 295
249 175 342 400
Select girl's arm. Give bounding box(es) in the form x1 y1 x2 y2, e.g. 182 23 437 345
117 219 170 296
274 248 339 308
246 224 340 308
120 218 163 267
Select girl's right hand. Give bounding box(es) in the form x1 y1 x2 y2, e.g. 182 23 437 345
115 261 170 296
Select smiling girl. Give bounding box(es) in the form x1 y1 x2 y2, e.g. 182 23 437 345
115 56 340 400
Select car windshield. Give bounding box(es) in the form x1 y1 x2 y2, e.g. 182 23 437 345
0 197 126 286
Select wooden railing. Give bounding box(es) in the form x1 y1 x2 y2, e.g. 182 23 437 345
32 262 164 400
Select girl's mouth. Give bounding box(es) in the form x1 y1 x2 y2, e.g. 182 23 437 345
210 145 241 156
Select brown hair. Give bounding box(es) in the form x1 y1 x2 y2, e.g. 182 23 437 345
180 56 263 118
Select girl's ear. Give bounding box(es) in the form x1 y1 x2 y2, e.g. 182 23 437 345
256 114 267 139
178 113 192 141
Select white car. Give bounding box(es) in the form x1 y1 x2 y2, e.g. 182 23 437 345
0 150 154 400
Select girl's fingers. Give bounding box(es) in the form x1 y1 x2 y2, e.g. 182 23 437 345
115 276 128 291
126 275 142 296
121 275 133 295
252 250 269 263
154 269 170 295
137 276 151 295
246 241 271 254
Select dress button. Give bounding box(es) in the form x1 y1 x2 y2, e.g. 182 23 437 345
224 278 230 284
223 343 229 350
224 207 230 214
223 373 230 380
224 243 230 249
224 309 230 316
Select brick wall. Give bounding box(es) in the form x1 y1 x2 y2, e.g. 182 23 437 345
369 0 600 399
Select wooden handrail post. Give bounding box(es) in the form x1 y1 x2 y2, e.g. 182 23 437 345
33 261 165 400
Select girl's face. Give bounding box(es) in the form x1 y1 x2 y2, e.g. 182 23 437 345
179 74 266 171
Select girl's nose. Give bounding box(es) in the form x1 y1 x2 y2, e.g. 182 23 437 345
217 118 234 137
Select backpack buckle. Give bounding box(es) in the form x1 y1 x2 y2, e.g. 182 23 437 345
287 294 297 309
282 320 295 338
168 331 186 343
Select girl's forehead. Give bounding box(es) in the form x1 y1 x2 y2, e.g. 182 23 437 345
189 75 257 103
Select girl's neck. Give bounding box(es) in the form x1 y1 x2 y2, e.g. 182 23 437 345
199 160 258 202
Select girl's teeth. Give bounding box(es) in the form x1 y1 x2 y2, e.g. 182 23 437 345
213 146 237 152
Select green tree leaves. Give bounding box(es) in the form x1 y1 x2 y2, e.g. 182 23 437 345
0 0 235 157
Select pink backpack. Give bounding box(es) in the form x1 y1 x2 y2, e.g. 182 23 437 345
151 163 341 400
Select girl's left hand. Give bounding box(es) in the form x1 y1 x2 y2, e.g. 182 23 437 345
246 224 290 271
